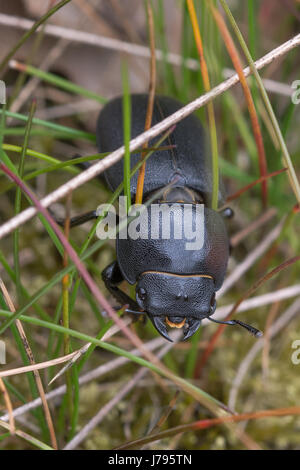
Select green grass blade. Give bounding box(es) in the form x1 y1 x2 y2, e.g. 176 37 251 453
220 0 300 205
0 109 95 142
0 308 227 411
10 61 107 104
0 0 71 73
14 100 36 302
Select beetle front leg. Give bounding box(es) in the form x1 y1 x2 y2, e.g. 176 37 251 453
102 261 141 313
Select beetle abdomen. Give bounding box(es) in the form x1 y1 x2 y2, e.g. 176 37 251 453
96 94 225 206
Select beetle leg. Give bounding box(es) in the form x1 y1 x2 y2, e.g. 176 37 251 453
50 205 119 228
49 208 98 228
102 261 141 313
220 207 234 219
72 153 92 171
218 206 233 254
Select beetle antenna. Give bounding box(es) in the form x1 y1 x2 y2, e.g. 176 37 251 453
207 316 263 338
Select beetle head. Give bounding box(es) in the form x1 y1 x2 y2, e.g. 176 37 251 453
135 272 217 341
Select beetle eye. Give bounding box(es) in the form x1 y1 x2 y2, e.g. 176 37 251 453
137 287 147 301
210 293 216 312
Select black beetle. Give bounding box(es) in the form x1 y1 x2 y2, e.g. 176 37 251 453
95 94 261 341
55 94 261 341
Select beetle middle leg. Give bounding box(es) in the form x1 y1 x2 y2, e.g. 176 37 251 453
50 208 98 228
102 261 142 315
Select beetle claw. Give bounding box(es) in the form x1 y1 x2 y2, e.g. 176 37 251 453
183 318 202 340
150 316 173 342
